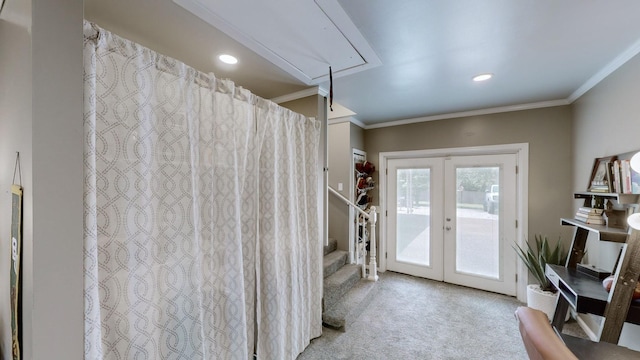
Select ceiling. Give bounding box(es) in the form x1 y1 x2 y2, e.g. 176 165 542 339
84 0 640 128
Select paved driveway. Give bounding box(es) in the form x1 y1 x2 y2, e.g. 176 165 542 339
396 206 499 278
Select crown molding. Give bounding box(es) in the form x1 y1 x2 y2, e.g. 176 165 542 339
349 117 367 129
328 116 367 128
327 116 351 125
270 86 329 104
568 38 640 103
364 99 570 130
276 35 640 129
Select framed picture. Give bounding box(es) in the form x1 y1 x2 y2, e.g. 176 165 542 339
588 156 617 192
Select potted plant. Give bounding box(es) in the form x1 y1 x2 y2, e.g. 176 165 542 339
514 234 568 320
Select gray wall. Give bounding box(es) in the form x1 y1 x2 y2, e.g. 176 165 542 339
327 121 351 250
573 52 640 349
350 123 365 152
364 106 574 241
573 54 640 189
325 120 367 252
280 95 321 118
0 0 84 359
0 9 32 359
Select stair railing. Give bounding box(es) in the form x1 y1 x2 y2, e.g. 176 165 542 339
328 186 378 281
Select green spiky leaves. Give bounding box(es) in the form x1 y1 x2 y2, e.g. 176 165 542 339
514 234 568 292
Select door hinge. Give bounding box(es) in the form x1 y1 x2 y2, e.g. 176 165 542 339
515 220 518 228
385 210 388 217
515 273 518 283
385 252 388 259
515 165 519 174
386 168 388 175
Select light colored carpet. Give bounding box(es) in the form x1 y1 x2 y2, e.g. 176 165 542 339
298 271 586 360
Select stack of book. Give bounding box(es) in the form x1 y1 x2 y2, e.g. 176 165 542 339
589 184 610 192
575 207 605 225
611 159 640 194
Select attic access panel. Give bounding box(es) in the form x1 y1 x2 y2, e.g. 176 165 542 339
173 0 381 85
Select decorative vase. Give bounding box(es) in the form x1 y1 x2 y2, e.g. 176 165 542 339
526 284 569 321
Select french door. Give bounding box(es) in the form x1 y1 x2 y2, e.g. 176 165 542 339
386 158 445 280
385 154 517 296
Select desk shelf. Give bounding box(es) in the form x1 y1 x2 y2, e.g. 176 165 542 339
546 265 640 325
547 186 640 344
561 218 629 243
574 192 639 205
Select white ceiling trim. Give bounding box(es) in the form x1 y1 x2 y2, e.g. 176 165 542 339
568 37 640 103
364 99 571 130
270 86 328 104
351 117 367 129
327 116 352 125
328 115 366 129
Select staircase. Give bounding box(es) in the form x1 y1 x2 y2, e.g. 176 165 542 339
322 238 378 330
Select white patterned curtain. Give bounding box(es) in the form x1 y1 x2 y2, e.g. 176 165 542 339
83 21 321 360
255 102 322 358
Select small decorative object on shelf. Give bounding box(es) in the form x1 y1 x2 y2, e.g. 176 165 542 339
577 263 611 280
588 156 616 193
604 208 629 229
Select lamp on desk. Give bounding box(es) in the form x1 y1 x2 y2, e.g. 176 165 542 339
627 152 640 230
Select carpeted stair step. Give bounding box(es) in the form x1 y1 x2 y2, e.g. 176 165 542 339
322 278 379 331
323 237 338 256
323 250 348 279
323 264 361 311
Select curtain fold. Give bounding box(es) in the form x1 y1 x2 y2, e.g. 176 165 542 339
83 21 321 360
255 101 322 359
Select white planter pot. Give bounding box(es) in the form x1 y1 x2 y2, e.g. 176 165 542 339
526 284 569 321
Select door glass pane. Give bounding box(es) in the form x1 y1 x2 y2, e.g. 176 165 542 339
396 168 430 266
455 167 500 278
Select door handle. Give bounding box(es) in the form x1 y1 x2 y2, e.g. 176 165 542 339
445 226 451 231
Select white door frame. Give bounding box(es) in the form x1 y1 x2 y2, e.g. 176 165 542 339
379 143 529 302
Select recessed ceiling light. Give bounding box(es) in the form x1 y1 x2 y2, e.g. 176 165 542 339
473 73 493 82
219 54 238 65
